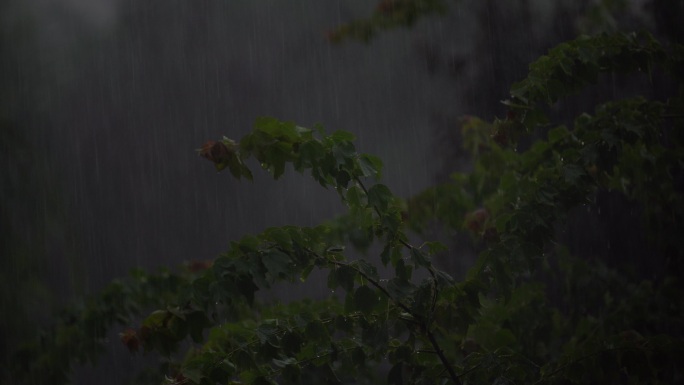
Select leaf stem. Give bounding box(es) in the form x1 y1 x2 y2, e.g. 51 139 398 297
325 255 462 385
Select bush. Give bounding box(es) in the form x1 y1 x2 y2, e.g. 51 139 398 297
6 28 684 385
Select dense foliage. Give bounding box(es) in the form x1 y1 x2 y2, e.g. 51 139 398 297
5 18 684 385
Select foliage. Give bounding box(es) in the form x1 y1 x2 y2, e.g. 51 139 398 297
326 0 448 43
5 26 684 385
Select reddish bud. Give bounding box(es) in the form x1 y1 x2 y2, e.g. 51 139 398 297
187 260 214 273
376 0 398 14
464 208 490 234
326 29 343 43
199 140 232 164
491 123 511 147
120 328 140 353
586 164 598 178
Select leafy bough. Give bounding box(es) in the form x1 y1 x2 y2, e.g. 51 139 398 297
8 30 684 385
186 117 468 385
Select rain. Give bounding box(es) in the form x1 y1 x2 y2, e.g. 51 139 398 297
2 0 681 384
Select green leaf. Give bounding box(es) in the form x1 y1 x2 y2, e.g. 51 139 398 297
186 310 211 343
346 185 368 209
256 319 279 345
297 140 325 170
367 184 393 212
410 248 431 268
181 356 207 383
265 227 292 247
359 154 383 178
394 259 412 281
328 264 356 292
548 126 570 143
387 277 414 301
563 164 586 184
332 141 356 165
434 269 455 287
299 264 315 282
261 249 292 281
353 259 379 282
305 319 329 342
336 169 351 188
424 241 447 254
254 117 301 141
354 285 379 315
335 265 356 292
331 130 356 142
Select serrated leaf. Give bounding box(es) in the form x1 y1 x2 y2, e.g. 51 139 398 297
256 320 279 344
346 185 366 208
367 184 393 212
332 141 356 165
359 154 383 178
261 249 292 280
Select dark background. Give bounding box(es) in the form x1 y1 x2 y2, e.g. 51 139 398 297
2 0 681 383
